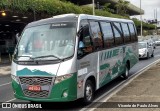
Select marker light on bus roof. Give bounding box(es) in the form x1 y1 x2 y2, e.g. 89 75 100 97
53 13 77 18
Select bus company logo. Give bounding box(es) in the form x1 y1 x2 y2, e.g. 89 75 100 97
32 78 38 82
2 103 11 108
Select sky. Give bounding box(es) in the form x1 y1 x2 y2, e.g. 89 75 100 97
126 0 160 21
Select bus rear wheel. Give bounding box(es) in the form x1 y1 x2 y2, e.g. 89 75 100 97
122 64 129 79
83 80 94 104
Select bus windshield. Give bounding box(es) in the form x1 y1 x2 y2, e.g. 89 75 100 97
15 22 76 61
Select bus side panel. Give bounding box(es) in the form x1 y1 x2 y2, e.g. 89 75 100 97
130 42 139 67
99 46 124 88
98 43 138 88
123 43 139 68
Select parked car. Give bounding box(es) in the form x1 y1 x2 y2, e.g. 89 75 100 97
155 39 160 46
138 41 154 59
147 38 156 49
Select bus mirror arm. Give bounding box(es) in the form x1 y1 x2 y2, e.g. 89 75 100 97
77 27 83 37
77 25 89 37
77 48 86 59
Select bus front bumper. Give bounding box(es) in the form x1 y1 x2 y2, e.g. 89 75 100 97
12 74 77 102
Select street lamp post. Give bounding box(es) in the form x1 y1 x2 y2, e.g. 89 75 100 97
156 8 158 35
154 8 158 35
92 0 95 15
97 2 100 10
140 0 143 37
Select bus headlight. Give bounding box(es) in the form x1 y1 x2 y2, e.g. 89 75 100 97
11 75 19 84
54 74 72 84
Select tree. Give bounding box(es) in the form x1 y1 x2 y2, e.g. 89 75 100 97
103 3 115 13
115 0 130 16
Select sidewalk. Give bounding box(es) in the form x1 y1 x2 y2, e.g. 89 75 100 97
95 61 160 111
0 64 11 76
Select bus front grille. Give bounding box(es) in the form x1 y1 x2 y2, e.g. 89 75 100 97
23 89 49 98
19 77 53 98
19 77 53 85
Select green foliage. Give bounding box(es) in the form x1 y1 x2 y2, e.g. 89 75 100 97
132 18 155 30
0 0 155 30
115 0 130 16
0 0 126 18
103 3 115 13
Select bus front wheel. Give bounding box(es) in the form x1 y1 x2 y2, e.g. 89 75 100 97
83 80 94 104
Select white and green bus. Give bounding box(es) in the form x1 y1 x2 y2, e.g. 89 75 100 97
11 14 138 103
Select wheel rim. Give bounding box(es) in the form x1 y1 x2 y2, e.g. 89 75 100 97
86 84 92 101
125 67 129 77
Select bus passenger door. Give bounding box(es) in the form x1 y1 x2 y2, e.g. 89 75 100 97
77 20 97 99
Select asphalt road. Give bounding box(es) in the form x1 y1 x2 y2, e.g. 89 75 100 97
1 46 160 111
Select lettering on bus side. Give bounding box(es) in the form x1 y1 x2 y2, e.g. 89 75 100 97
101 49 120 61
80 61 90 68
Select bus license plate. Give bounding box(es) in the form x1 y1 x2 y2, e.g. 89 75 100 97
28 85 41 92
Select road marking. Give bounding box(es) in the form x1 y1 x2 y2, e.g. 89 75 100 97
80 58 160 111
5 98 16 102
0 82 11 87
0 98 16 106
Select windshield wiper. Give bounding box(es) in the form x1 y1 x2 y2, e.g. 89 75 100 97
33 55 62 61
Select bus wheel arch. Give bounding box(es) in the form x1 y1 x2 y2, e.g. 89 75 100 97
83 76 96 104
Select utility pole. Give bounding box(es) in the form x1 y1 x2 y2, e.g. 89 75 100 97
154 9 156 35
97 2 100 10
154 8 158 35
156 9 158 35
140 0 143 37
92 0 95 15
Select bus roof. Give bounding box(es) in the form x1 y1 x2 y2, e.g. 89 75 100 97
26 13 133 28
79 14 133 23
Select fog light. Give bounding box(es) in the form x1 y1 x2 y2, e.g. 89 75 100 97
63 92 68 98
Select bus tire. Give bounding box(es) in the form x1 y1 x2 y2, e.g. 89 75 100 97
122 64 129 79
83 80 94 104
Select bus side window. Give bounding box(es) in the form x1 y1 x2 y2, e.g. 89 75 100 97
100 22 114 48
121 23 131 43
89 21 103 50
128 23 137 42
112 23 123 45
114 22 122 32
78 20 93 58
